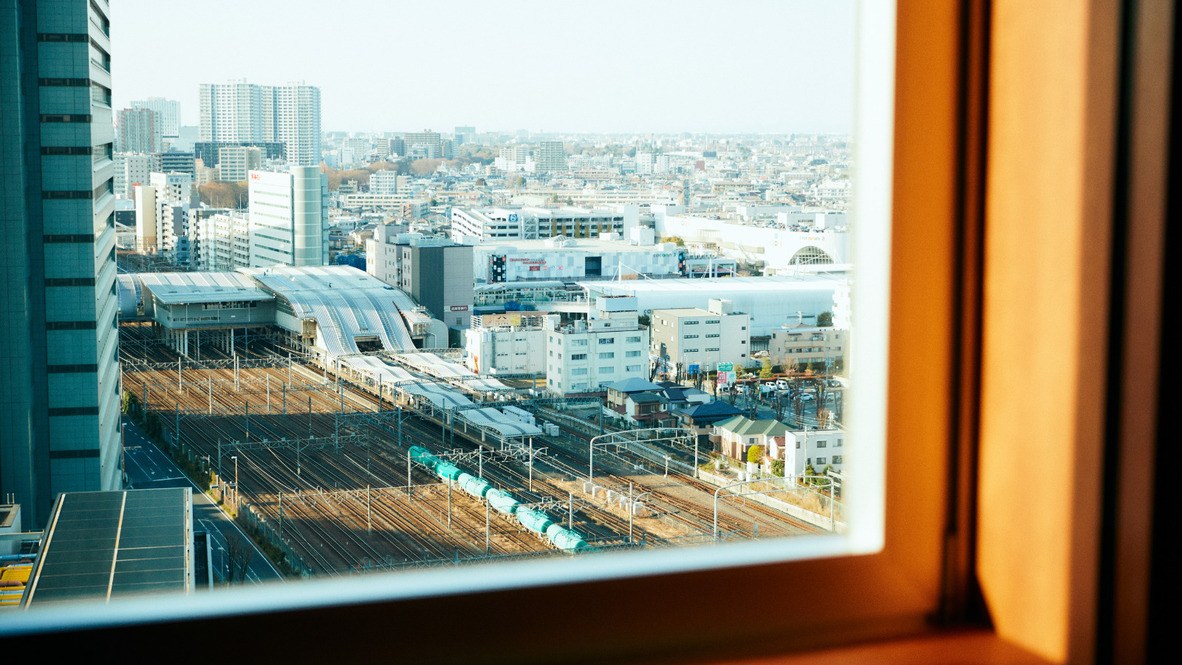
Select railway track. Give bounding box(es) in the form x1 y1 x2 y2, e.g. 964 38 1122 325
121 342 826 577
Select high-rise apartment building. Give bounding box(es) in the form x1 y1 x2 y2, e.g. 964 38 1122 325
199 80 322 166
248 167 328 267
403 130 442 159
116 107 162 153
0 0 122 527
131 96 181 139
534 141 566 173
454 126 476 144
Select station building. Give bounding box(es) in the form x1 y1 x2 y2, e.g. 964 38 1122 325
119 266 449 360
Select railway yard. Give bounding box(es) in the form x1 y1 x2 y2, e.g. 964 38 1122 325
120 332 826 578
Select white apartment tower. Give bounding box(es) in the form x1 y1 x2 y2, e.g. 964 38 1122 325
248 167 328 267
534 141 566 173
199 80 322 166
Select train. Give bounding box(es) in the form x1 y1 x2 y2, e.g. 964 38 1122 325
408 446 589 552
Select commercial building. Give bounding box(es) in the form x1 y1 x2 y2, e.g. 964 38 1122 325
199 80 322 166
767 325 847 372
248 167 329 267
463 313 548 376
159 151 195 178
473 236 678 284
217 145 263 182
113 152 161 197
544 296 650 395
649 299 751 373
366 225 473 328
451 206 636 243
0 0 122 527
115 107 161 153
653 207 851 272
584 274 842 337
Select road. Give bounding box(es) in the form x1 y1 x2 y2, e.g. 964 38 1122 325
122 417 284 585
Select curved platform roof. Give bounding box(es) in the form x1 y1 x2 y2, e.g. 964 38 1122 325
241 266 419 357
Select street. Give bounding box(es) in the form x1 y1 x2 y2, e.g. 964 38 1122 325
122 417 284 585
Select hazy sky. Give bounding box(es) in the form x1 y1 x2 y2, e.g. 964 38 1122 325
110 0 856 135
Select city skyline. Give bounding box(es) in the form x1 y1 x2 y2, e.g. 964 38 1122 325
109 0 856 135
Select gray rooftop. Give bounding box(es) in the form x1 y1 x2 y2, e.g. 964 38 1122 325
23 488 192 607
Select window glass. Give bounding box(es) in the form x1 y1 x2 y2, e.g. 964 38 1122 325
10 0 895 631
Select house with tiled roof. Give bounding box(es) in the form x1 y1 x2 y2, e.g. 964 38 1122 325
713 416 792 462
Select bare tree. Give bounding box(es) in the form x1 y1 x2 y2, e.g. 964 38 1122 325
224 530 254 584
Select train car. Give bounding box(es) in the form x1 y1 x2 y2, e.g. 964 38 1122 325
434 460 463 481
485 488 520 515
544 523 589 551
409 446 440 470
457 473 492 499
515 507 554 535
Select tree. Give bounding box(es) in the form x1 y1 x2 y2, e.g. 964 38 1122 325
817 311 834 327
759 358 773 379
411 158 443 176
771 459 785 477
223 530 254 584
513 176 526 188
747 445 763 465
659 236 685 246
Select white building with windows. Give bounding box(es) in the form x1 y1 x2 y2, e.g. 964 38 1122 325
780 428 845 476
369 170 400 195
196 213 251 271
649 299 751 373
534 141 566 173
464 313 547 376
545 296 650 395
248 167 328 267
113 152 161 198
451 206 636 243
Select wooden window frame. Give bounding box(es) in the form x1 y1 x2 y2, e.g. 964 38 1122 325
2 1 1170 662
